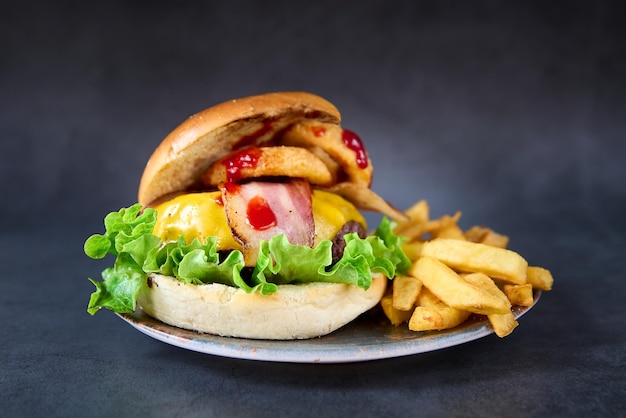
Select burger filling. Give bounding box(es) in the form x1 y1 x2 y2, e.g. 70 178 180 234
152 183 366 264
84 198 409 315
84 119 411 316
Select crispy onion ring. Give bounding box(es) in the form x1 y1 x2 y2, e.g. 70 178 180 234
280 121 373 187
201 146 335 187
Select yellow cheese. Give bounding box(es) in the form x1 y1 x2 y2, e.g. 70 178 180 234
152 189 366 249
311 190 366 244
153 192 241 250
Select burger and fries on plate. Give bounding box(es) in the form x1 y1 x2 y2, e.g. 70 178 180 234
84 92 553 342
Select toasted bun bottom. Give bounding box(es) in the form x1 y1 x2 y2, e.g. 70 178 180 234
137 274 387 340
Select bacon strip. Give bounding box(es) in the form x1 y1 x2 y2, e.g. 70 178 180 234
221 179 315 265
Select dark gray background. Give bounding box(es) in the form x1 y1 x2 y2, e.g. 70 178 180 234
2 1 625 417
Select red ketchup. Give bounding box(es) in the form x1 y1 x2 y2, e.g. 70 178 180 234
341 129 369 169
222 182 241 194
222 147 262 183
246 195 277 230
311 126 326 137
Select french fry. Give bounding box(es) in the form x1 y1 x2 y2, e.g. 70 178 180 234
464 225 489 242
408 288 471 331
464 226 510 248
409 257 511 315
420 238 528 284
430 219 466 240
401 241 424 262
487 311 519 338
400 207 468 244
394 200 429 235
462 272 511 309
392 275 422 311
425 212 462 236
504 284 534 306
526 266 554 291
380 294 413 325
399 211 462 242
461 273 519 337
394 208 465 241
398 222 430 242
409 307 444 331
479 231 509 248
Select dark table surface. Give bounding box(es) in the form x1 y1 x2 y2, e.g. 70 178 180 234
2 1 625 417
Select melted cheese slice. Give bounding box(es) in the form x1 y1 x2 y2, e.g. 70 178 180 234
152 190 365 249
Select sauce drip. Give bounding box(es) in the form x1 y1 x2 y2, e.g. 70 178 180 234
222 147 262 183
222 182 241 194
233 121 273 149
311 126 326 137
341 129 369 169
246 195 277 230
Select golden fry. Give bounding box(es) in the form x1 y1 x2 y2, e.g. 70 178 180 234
464 226 509 248
409 257 511 315
487 311 519 338
395 200 429 235
380 294 413 325
409 307 444 331
430 220 466 240
397 222 429 242
461 273 519 337
462 272 511 307
392 275 423 311
420 238 528 284
480 231 509 248
408 288 471 331
504 284 534 306
426 212 462 236
402 241 424 262
399 211 462 242
526 266 554 291
464 225 489 242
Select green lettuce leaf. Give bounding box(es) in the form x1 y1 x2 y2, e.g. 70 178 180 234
84 204 158 259
251 228 410 291
372 216 412 276
84 204 160 314
143 237 256 292
84 204 410 315
87 253 146 315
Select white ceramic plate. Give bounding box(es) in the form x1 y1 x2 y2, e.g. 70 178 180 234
117 290 541 363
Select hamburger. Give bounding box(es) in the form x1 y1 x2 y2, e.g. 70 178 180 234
84 92 410 339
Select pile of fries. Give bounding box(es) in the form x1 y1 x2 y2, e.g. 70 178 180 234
381 200 553 337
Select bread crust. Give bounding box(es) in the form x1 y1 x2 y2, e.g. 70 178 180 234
138 273 387 340
138 92 341 206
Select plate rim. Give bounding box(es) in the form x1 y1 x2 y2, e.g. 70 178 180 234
117 290 541 363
